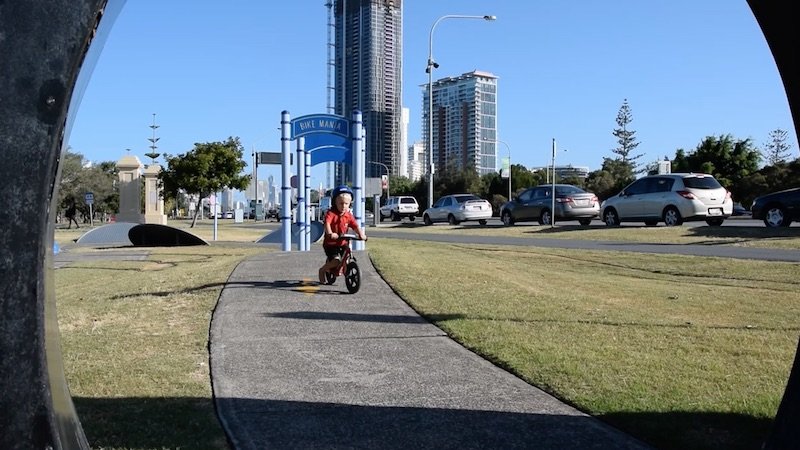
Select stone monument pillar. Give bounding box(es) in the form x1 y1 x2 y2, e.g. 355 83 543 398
143 164 167 224
116 154 143 223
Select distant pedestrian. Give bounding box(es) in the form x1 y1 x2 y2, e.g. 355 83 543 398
65 201 80 229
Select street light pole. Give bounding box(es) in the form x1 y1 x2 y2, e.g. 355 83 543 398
252 147 258 221
551 138 557 228
427 14 496 209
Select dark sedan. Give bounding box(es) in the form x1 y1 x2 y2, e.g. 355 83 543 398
499 184 599 226
751 187 800 227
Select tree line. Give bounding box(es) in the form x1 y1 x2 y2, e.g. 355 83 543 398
56 138 249 228
389 99 799 212
56 149 118 224
61 99 798 224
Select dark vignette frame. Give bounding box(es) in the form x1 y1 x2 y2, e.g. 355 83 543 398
0 1 796 448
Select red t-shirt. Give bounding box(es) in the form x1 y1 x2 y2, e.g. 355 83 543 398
323 209 359 247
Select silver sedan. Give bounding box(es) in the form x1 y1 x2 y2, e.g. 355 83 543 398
422 194 493 225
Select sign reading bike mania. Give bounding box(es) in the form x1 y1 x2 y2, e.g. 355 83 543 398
291 114 350 139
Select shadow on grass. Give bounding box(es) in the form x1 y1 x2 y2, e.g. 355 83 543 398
73 396 773 450
106 279 308 300
382 221 439 229
73 396 228 449
686 225 800 240
517 223 800 245
260 309 799 332
599 410 773 450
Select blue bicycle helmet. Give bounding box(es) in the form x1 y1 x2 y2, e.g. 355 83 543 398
331 185 353 198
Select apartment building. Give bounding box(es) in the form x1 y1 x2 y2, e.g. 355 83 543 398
407 141 425 181
422 70 498 176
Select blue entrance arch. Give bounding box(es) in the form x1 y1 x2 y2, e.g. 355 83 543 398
279 111 365 252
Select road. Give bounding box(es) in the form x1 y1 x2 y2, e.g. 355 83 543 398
239 215 800 261
363 217 800 262
372 217 779 228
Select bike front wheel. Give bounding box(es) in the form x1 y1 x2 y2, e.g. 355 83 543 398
345 261 361 294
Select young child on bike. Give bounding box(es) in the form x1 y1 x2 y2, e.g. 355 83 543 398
319 185 367 284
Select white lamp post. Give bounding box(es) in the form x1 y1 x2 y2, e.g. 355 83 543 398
549 140 567 228
551 138 556 228
427 14 496 209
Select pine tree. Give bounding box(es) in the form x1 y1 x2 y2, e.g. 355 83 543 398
611 99 644 172
761 128 793 166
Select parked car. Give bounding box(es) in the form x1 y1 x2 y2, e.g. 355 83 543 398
499 184 599 226
422 194 493 225
751 187 800 227
600 173 733 227
379 196 419 221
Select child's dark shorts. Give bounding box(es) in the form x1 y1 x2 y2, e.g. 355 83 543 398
323 245 346 260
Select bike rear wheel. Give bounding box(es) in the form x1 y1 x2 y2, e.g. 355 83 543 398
325 271 336 285
345 261 361 293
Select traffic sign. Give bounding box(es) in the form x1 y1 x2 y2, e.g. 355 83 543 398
257 151 292 165
84 192 94 205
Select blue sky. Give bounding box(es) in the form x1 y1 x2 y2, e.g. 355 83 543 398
66 0 798 191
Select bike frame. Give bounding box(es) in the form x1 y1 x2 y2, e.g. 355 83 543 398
323 234 365 294
332 240 354 276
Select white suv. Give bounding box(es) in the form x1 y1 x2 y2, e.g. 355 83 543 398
379 196 419 222
600 173 733 227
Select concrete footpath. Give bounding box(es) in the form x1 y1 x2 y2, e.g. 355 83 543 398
209 250 652 449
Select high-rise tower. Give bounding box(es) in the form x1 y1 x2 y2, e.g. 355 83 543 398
333 0 403 181
423 70 498 176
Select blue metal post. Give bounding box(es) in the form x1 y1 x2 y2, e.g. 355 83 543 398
352 111 364 251
359 125 367 250
296 136 306 251
281 111 292 251
305 149 312 250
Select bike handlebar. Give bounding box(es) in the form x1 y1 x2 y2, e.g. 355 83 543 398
340 234 367 241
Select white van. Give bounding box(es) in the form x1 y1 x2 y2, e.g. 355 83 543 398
379 196 419 221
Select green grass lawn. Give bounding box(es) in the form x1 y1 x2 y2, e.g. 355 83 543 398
54 222 800 449
367 239 800 450
369 219 800 249
56 243 269 449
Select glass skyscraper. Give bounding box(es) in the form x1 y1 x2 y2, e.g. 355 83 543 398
333 0 403 181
